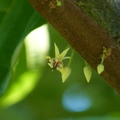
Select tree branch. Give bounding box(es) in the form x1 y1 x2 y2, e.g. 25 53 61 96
28 0 120 94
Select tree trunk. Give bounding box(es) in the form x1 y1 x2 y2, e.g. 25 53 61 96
28 0 120 94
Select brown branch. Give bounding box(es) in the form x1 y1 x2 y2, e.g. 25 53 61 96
28 0 120 94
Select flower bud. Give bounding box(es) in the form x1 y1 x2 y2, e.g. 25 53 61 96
97 64 104 74
83 66 92 83
56 1 62 6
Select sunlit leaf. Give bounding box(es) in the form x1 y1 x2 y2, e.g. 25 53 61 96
0 24 49 107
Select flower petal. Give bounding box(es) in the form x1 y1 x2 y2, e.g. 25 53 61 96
63 56 71 60
48 63 53 68
59 47 70 61
54 43 60 58
59 67 71 82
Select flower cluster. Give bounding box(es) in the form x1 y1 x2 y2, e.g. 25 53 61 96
46 43 109 83
46 43 71 82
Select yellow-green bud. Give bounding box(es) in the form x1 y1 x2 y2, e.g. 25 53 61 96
97 64 104 74
56 0 62 6
83 66 92 83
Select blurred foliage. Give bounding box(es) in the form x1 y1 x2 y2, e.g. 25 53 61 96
0 0 120 120
0 0 46 96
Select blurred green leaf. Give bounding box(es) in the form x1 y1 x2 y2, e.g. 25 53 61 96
0 0 46 96
0 0 11 9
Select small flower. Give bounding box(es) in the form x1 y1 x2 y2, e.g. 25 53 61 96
97 63 104 74
46 43 70 70
83 66 92 82
46 43 71 82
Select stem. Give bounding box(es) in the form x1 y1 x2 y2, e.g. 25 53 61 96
67 49 74 67
85 61 89 66
101 54 105 64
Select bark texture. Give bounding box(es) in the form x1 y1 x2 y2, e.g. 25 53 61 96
77 0 120 39
28 0 120 94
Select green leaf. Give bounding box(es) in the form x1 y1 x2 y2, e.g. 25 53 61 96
0 0 46 96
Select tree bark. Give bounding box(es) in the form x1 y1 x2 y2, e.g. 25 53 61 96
28 0 120 94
